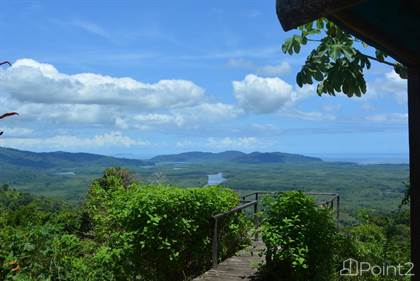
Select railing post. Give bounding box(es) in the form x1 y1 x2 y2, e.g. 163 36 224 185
254 193 259 240
254 193 259 215
212 217 218 267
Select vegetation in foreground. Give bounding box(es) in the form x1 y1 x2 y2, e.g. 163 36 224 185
0 147 409 224
0 168 410 281
0 168 250 281
260 191 410 281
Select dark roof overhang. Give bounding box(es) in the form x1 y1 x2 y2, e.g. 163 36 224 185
276 0 420 66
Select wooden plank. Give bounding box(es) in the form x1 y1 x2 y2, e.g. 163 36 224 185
193 240 265 281
408 67 420 281
212 218 218 267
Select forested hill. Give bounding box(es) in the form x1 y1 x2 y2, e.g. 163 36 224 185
151 151 323 164
0 147 150 169
0 147 323 167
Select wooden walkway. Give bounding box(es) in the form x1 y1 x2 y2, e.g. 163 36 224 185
193 240 265 281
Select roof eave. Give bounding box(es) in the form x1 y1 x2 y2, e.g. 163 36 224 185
276 0 364 31
330 11 420 65
276 0 420 65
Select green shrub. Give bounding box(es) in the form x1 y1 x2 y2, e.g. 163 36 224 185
337 210 410 281
1 168 251 280
260 191 338 281
0 224 99 281
85 168 251 281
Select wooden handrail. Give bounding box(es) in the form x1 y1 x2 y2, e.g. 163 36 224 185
213 200 257 219
211 191 340 267
212 199 258 267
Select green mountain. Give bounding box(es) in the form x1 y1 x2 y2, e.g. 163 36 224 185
0 147 150 169
233 152 322 164
150 151 245 163
151 150 322 164
0 147 409 218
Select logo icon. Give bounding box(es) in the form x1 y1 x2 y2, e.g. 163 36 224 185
340 258 359 276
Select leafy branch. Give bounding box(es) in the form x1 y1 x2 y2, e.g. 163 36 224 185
0 112 19 120
282 19 407 97
0 112 19 136
399 181 411 210
0 60 18 136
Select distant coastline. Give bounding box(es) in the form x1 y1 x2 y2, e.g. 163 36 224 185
114 151 409 165
309 153 409 164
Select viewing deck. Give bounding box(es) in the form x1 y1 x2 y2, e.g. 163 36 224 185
193 239 265 281
194 191 339 281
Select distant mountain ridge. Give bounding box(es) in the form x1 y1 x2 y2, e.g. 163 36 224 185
150 150 322 164
0 147 323 169
0 147 149 169
150 151 244 163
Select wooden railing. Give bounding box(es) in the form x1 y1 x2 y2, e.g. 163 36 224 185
211 199 258 267
241 191 340 228
210 191 340 267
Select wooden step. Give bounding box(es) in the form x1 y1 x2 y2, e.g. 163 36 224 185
192 240 265 281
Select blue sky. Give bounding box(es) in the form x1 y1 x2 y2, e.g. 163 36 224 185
0 0 408 157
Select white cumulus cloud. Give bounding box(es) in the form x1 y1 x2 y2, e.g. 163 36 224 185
232 74 295 114
115 103 243 130
0 59 245 134
368 71 407 104
1 59 205 109
383 71 407 104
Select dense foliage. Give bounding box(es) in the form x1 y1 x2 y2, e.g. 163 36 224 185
281 19 407 97
339 209 410 281
0 169 251 281
259 191 410 281
0 166 409 280
260 191 338 281
0 147 408 222
84 168 250 280
0 185 89 280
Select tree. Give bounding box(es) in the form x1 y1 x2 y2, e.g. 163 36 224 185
281 19 407 97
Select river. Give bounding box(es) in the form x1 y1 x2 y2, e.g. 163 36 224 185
207 172 226 186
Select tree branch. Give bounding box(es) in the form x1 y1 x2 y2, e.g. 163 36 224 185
360 54 398 67
305 35 397 67
0 112 19 120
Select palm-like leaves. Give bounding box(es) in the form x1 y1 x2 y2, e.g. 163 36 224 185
0 112 19 136
282 19 407 97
